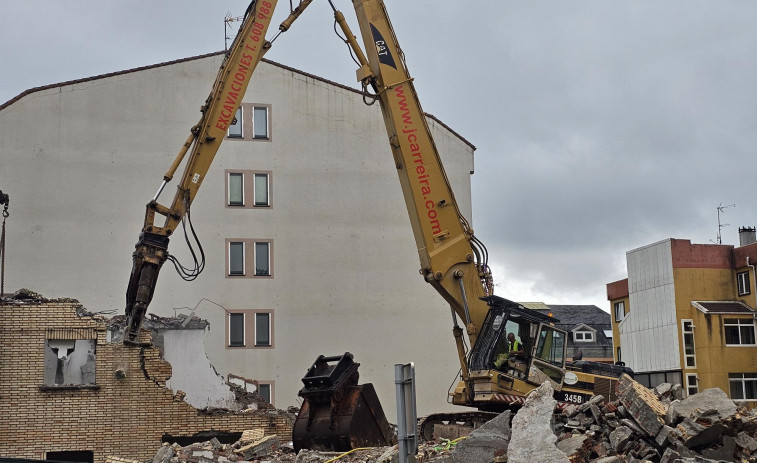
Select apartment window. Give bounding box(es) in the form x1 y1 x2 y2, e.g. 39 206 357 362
737 271 751 296
729 373 757 400
724 318 756 346
682 319 696 368
255 312 271 347
226 103 271 141
225 170 272 208
614 301 625 322
226 239 273 278
616 347 622 363
253 106 269 139
258 383 272 404
228 172 244 206
254 173 269 206
686 374 699 396
255 241 270 276
228 107 243 138
229 242 245 276
229 313 245 347
574 330 594 342
226 310 273 349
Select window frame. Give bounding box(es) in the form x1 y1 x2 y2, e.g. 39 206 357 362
737 271 751 296
228 241 246 276
225 103 272 142
254 312 271 347
681 319 696 368
257 381 274 405
686 373 699 396
227 107 243 138
228 313 246 347
225 309 274 350
614 301 625 322
225 239 273 279
225 170 272 209
724 318 756 346
729 372 757 401
574 330 594 342
227 172 245 206
253 172 270 207
254 241 271 277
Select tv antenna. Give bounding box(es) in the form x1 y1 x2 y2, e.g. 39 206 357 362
224 12 245 50
713 203 736 244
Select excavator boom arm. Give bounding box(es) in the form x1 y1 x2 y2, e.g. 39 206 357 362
123 0 280 343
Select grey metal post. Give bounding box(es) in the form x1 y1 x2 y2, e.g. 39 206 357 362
395 362 418 463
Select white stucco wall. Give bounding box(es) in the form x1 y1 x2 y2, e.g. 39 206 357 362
619 239 680 373
162 329 239 410
0 54 476 416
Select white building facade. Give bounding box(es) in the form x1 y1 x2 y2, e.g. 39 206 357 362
0 53 476 415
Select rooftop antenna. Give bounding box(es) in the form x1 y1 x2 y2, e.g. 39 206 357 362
713 202 736 244
224 12 245 50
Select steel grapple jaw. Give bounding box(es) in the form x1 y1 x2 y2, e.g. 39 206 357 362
292 353 396 452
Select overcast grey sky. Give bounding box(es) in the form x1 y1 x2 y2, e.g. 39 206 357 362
2 1 756 310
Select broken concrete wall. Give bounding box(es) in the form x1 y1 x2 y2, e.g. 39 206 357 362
0 296 292 463
161 329 239 410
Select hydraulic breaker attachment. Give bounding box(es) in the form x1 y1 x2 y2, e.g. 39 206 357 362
292 353 396 452
124 232 169 344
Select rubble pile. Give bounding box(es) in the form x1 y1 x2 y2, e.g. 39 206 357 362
551 374 757 462
150 374 757 463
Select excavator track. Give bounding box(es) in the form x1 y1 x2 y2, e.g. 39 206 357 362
418 411 500 442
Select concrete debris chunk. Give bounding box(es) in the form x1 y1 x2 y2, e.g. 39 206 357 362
555 433 591 462
701 434 737 461
616 374 667 437
234 434 280 459
151 444 174 463
735 431 757 453
665 388 738 426
608 426 633 453
506 381 570 463
450 410 511 463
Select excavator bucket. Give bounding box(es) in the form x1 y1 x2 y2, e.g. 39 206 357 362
292 353 396 452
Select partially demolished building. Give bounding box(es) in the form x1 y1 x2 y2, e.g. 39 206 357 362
0 291 292 462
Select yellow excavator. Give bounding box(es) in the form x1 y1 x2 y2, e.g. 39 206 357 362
124 0 630 450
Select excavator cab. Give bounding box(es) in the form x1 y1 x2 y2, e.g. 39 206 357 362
292 353 396 452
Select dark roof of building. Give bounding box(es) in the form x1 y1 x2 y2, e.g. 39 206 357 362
542 304 612 328
692 301 756 315
0 52 475 151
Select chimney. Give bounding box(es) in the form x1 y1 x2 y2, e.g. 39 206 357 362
739 226 757 247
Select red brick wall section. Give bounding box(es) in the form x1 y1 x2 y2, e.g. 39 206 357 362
0 301 293 463
606 278 628 300
671 239 734 269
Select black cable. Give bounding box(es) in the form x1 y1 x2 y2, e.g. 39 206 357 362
167 198 205 281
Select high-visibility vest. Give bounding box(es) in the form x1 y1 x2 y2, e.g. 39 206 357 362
510 340 521 352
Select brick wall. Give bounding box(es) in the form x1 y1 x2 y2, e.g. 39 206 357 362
0 300 292 462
